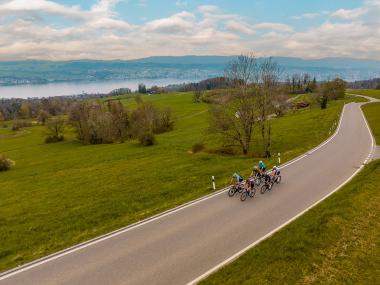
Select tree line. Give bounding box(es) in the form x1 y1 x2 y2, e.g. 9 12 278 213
1 96 174 147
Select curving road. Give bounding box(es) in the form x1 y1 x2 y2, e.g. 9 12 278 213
0 100 375 285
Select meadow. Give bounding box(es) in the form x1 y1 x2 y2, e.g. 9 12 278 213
0 92 347 271
202 159 380 285
362 102 380 142
347 88 380 99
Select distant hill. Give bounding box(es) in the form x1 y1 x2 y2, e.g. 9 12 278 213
0 56 380 86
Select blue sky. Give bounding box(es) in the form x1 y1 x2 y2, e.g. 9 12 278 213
0 0 379 60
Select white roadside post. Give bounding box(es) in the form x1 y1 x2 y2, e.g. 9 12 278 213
278 153 281 164
212 176 216 190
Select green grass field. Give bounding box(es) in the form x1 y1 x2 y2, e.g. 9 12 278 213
362 102 380 143
345 94 369 103
347 89 380 100
202 159 380 285
0 92 347 271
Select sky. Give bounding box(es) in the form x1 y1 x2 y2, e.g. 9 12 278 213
0 0 379 60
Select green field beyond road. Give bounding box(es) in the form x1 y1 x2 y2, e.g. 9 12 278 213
0 92 347 271
348 89 380 100
202 159 380 285
362 102 380 143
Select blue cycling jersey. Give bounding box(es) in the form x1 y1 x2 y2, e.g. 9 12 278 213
259 162 266 170
233 173 243 182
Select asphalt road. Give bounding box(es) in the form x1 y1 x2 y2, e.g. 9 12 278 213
0 101 374 285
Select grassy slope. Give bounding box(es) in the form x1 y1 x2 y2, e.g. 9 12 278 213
202 160 380 285
347 89 380 100
362 102 380 143
0 92 345 271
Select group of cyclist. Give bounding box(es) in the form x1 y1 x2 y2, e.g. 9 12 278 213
231 161 281 195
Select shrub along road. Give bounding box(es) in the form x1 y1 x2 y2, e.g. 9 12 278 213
0 99 374 285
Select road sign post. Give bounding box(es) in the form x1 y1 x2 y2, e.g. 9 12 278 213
278 153 281 164
212 176 216 190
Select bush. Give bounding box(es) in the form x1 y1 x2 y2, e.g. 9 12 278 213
319 78 346 100
192 143 205 153
45 135 64 143
138 132 156 146
12 119 32 131
130 100 174 145
0 154 15 171
45 117 65 143
193 90 203 103
320 95 328 109
154 107 174 134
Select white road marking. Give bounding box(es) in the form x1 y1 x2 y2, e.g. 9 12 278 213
0 101 368 281
188 99 376 285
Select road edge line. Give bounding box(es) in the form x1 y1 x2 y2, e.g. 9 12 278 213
187 100 376 285
0 103 347 280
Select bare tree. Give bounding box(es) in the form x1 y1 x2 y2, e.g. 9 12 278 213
209 88 259 155
257 58 281 157
225 53 258 87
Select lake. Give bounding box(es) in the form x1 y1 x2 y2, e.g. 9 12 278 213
0 78 196 99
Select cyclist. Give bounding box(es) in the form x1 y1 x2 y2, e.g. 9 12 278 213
245 178 255 194
231 173 244 184
270 166 280 177
250 166 259 177
258 161 266 173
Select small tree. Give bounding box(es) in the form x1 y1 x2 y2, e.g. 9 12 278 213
193 89 203 103
209 88 259 155
18 102 30 119
108 100 130 142
319 95 328 109
321 79 346 100
45 117 65 143
376 83 380 90
37 110 51 125
138 83 147 94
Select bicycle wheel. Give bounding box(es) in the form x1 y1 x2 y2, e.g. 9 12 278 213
255 177 261 186
228 186 236 197
249 187 256 198
260 184 268 194
276 176 282 184
240 191 248 201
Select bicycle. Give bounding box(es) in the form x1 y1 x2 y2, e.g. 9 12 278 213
260 173 282 194
240 180 257 201
228 182 245 197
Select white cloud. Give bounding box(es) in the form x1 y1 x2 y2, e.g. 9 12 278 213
225 20 255 35
293 13 320 20
331 7 368 19
198 5 220 14
0 0 83 19
144 11 194 34
253 22 293 33
1 1 380 60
